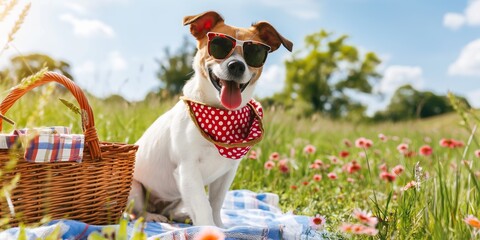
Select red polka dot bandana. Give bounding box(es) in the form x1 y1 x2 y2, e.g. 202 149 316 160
181 97 264 160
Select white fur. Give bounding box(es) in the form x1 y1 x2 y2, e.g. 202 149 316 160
129 48 259 227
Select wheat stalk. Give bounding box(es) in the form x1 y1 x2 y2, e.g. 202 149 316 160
0 2 30 56
0 0 18 22
17 66 47 89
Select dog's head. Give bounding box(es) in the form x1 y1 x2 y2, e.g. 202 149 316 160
183 11 293 110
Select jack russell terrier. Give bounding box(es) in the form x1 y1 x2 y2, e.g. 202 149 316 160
129 11 292 227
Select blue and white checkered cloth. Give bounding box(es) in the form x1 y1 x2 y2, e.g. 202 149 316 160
0 190 332 240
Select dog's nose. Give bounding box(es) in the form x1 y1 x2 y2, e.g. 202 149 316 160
227 60 246 77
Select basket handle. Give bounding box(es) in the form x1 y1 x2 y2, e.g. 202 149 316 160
0 71 102 160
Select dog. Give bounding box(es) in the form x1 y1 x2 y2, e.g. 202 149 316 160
128 11 292 227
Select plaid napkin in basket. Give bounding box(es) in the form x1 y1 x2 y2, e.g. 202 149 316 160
0 126 84 163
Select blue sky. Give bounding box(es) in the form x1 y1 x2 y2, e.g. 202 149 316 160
1 0 479 114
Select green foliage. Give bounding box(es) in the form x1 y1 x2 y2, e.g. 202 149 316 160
270 30 381 119
1 53 73 85
374 85 471 122
155 36 196 97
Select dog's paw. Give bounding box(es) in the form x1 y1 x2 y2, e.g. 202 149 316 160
145 212 169 223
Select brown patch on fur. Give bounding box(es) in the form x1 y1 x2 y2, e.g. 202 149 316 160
184 11 293 86
251 21 293 52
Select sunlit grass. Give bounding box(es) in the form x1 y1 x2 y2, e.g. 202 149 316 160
0 82 480 239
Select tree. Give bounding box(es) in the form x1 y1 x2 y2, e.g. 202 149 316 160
2 53 73 83
373 85 470 122
270 30 381 118
155 36 196 96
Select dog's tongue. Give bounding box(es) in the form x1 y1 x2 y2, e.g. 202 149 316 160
220 80 242 110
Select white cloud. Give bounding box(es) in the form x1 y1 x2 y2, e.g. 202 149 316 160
443 0 480 29
108 51 127 71
448 39 480 76
63 2 88 15
255 65 285 98
378 65 424 94
74 60 96 76
443 13 466 30
259 0 320 20
465 0 480 25
467 89 480 108
59 13 115 38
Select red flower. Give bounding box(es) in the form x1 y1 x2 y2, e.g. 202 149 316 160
313 174 322 182
419 145 433 156
279 161 289 173
340 150 350 158
343 139 352 147
440 138 464 148
380 171 396 182
343 160 361 174
290 185 298 190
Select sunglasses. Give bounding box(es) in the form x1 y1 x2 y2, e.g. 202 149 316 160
207 32 271 68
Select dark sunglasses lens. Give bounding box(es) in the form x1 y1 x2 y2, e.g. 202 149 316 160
244 43 269 67
209 36 234 59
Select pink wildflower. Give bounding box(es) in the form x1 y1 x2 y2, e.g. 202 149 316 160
355 137 367 148
391 165 405 175
403 180 417 191
248 150 258 160
264 160 275 170
329 156 340 164
352 209 378 227
327 172 338 180
313 174 322 182
397 143 408 153
310 214 326 230
269 152 280 161
475 150 480 158
347 177 355 183
378 133 387 142
343 139 352 147
304 144 316 154
379 163 388 172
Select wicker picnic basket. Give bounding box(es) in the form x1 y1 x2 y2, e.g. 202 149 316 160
0 72 138 226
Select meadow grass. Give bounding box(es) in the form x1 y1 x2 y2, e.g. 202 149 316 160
0 84 479 239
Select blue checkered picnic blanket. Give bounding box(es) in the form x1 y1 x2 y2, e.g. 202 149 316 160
0 190 332 240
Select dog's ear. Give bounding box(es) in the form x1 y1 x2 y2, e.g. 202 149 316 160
183 11 224 40
251 21 293 52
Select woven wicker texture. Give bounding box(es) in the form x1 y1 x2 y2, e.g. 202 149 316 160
0 72 138 226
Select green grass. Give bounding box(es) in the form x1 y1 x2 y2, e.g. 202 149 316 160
1 83 480 239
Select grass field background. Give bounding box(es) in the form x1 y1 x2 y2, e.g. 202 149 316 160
1 82 480 239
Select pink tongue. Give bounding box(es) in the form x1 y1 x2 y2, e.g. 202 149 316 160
220 80 242 110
